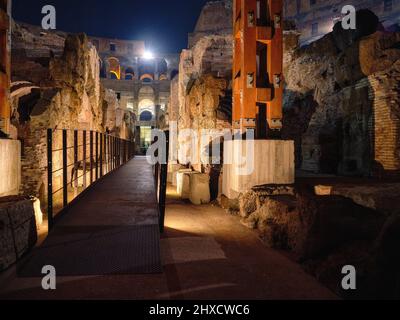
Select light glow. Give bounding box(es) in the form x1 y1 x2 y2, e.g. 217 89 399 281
143 51 154 60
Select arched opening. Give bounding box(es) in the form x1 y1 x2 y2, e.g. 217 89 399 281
140 73 154 82
108 57 121 80
125 67 135 80
158 59 168 74
137 98 155 154
138 98 155 115
157 59 168 81
140 110 153 121
139 61 155 83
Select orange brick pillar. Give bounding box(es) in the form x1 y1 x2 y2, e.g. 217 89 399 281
233 0 283 137
0 0 11 135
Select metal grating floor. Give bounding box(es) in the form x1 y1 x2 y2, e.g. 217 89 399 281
18 225 162 277
17 158 162 277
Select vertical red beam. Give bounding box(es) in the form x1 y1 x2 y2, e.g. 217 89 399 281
267 0 283 130
0 0 11 134
233 0 283 134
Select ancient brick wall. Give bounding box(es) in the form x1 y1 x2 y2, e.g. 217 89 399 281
282 25 400 177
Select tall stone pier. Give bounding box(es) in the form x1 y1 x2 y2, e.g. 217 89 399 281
224 0 294 199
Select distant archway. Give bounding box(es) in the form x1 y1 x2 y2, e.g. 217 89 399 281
108 57 121 80
140 110 153 121
125 67 135 80
140 73 154 82
139 61 155 82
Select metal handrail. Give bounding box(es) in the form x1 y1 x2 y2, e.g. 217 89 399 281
47 128 135 230
153 130 170 233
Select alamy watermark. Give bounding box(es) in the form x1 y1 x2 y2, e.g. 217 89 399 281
41 5 56 30
41 265 56 290
146 123 256 176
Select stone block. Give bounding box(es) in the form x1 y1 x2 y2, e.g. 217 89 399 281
168 164 186 186
222 140 295 199
176 170 196 199
0 196 37 271
189 173 211 205
0 139 21 197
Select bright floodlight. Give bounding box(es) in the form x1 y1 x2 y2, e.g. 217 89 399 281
143 51 154 60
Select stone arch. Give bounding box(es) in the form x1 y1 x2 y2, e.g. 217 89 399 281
158 58 168 80
139 85 155 97
125 67 135 80
138 98 155 116
139 60 155 82
139 110 153 121
140 73 154 82
108 57 121 80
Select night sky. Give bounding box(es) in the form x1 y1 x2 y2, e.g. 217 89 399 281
12 0 211 53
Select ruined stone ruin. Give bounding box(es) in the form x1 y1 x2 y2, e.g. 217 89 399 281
1 0 400 300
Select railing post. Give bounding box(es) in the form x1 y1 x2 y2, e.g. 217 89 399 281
105 134 108 174
73 130 78 191
111 136 114 170
153 135 159 197
90 131 93 184
47 129 53 230
100 133 103 177
123 140 126 164
62 129 68 208
95 132 99 180
114 137 117 169
83 130 87 189
117 138 120 167
159 130 170 233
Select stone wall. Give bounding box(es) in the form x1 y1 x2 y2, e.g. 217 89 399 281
284 0 400 45
0 196 37 272
282 15 400 177
10 23 131 202
188 0 233 48
170 34 233 168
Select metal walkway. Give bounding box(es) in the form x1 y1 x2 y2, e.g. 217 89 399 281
18 157 162 276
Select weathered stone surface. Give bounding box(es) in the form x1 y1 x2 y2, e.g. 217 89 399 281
237 184 400 298
242 196 299 250
283 25 400 177
239 185 295 218
176 170 195 199
189 173 211 205
219 194 239 214
10 24 128 203
223 140 295 199
0 139 21 197
172 34 232 166
315 183 400 215
295 192 383 260
331 9 380 52
188 0 232 48
0 196 37 271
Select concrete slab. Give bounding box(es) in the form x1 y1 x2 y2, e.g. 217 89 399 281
223 140 295 199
